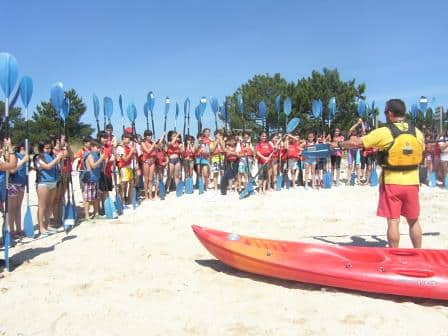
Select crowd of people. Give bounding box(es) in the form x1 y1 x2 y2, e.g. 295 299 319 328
0 114 447 243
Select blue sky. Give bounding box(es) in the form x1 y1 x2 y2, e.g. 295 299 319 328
2 0 447 135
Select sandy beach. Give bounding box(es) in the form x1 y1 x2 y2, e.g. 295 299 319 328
1 173 447 335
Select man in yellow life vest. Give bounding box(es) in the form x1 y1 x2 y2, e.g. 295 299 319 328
333 99 425 248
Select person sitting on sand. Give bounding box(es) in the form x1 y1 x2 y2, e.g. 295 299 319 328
333 99 424 248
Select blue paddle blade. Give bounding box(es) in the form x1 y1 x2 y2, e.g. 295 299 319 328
237 94 244 114
275 95 281 114
284 97 292 116
132 188 138 209
118 94 124 117
176 180 184 197
159 180 166 200
195 105 201 122
165 97 170 117
429 171 436 187
210 96 219 114
0 53 19 98
198 176 204 194
24 207 34 238
357 99 366 117
371 101 375 115
50 82 64 111
258 101 267 120
286 117 300 133
175 102 180 120
199 97 207 118
221 103 227 121
115 193 123 215
239 179 255 199
147 91 155 112
411 104 418 119
184 98 190 117
185 177 194 194
104 197 116 219
4 230 10 271
93 94 100 119
370 167 378 187
19 76 33 108
328 97 336 119
61 97 70 121
127 103 137 123
312 99 321 118
143 102 149 119
104 97 113 120
444 174 448 189
419 97 428 118
64 202 75 229
323 171 332 189
276 175 283 191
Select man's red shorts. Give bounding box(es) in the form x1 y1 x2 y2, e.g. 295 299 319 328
377 184 420 219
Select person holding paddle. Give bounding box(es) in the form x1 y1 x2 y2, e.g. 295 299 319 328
256 131 274 194
82 140 106 220
8 143 29 239
329 128 344 186
237 132 254 193
303 132 317 189
34 140 66 236
140 130 157 200
0 139 18 230
165 131 183 193
333 99 424 248
286 133 301 188
210 130 225 193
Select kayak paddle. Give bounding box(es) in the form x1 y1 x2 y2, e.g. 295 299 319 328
210 96 219 131
147 91 155 136
104 97 113 126
164 97 170 134
92 94 100 133
143 102 150 131
259 100 267 132
60 97 76 232
119 94 125 133
277 97 292 189
127 103 138 208
103 97 118 218
0 52 19 271
18 76 35 238
175 102 180 132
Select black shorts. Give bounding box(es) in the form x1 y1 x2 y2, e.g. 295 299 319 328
361 156 374 170
99 173 113 192
331 156 341 169
258 164 269 181
316 158 326 170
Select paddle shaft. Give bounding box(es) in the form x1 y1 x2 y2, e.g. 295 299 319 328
3 97 10 270
150 110 155 137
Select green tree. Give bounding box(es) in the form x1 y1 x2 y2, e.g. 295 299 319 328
29 89 94 143
0 101 26 145
223 73 293 133
225 68 367 138
293 68 366 136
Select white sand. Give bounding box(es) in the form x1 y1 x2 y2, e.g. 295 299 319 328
1 172 448 335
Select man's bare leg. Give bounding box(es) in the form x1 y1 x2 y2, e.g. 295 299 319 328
387 218 400 248
406 218 422 248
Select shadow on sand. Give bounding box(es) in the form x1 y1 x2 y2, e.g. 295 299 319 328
195 258 447 307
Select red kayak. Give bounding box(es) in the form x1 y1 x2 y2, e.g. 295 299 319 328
192 225 448 300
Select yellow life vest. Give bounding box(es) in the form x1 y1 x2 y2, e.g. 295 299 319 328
378 123 423 171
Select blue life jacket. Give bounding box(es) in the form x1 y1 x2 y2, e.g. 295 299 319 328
86 151 101 183
11 152 27 186
39 152 58 183
0 170 5 201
